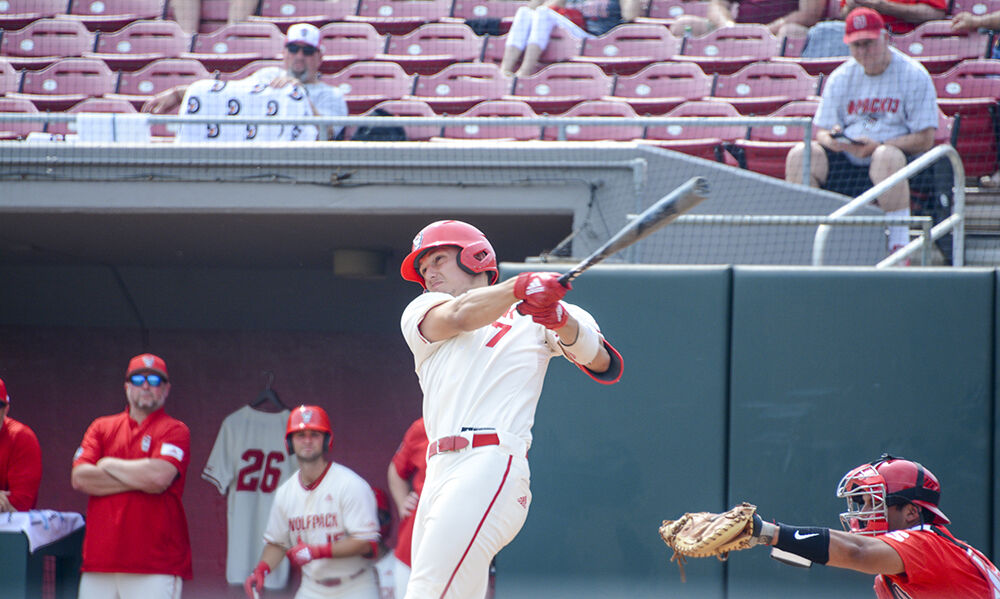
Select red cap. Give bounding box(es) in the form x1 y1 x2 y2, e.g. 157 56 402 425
126 353 169 379
0 377 8 406
844 8 885 44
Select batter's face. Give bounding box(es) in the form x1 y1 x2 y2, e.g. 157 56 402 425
419 246 479 295
283 43 321 83
291 430 326 462
124 373 170 415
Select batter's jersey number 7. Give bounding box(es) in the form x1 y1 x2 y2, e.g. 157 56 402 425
237 449 285 493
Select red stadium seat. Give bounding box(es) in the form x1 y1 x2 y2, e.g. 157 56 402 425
376 23 485 75
0 18 97 70
321 60 415 113
107 58 211 108
891 20 990 74
481 28 584 75
345 0 453 36
949 0 1000 18
709 61 818 115
406 61 511 114
247 0 359 31
354 98 440 140
6 57 117 111
503 62 613 114
0 0 70 31
0 97 45 140
606 61 713 115
541 99 643 141
47 95 139 134
318 22 386 73
182 22 285 72
568 24 680 76
933 59 1000 178
0 59 22 95
444 0 530 34
674 24 780 75
636 0 709 26
64 0 165 32
85 20 191 71
731 99 818 179
640 99 746 163
439 99 540 140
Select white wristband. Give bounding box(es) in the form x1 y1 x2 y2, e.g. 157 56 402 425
559 323 601 365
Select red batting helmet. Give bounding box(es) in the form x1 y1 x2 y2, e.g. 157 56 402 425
285 405 333 454
400 220 498 288
837 454 949 535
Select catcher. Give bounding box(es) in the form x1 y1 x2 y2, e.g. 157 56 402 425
659 454 1000 598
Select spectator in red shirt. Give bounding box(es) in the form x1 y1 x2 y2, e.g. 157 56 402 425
668 0 827 41
841 0 946 35
0 378 42 512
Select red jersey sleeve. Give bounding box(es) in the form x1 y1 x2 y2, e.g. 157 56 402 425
73 418 107 467
152 420 190 474
876 527 993 598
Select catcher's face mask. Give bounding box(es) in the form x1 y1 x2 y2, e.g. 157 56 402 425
837 464 889 535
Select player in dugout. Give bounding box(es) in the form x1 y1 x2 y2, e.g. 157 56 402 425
0 377 42 512
398 220 624 599
747 454 1000 597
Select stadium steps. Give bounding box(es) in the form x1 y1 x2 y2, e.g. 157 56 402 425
963 186 1000 266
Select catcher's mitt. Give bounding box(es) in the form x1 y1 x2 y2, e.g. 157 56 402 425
658 502 759 581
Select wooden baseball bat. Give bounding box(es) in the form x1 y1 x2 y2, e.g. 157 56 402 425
558 176 709 286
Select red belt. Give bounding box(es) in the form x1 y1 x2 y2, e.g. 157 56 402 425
317 567 368 587
427 433 500 459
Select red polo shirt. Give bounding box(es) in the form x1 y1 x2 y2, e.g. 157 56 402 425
390 418 428 567
0 417 42 511
73 408 192 579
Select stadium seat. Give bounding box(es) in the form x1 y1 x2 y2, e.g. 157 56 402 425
933 59 1000 178
730 99 818 179
636 0 710 26
0 59 22 95
568 24 680 76
182 22 286 72
444 0 530 34
48 95 139 134
503 62 613 114
481 28 584 75
891 20 990 74
0 0 70 31
0 18 97 70
541 99 643 141
949 0 1000 18
606 61 713 115
345 0 453 36
708 61 819 115
674 24 780 75
165 0 230 34
439 99 541 140
85 20 191 71
321 60 416 113
64 0 165 32
0 97 45 140
376 23 485 75
352 98 440 139
248 0 360 31
6 57 118 111
107 57 211 108
406 61 511 114
318 22 386 73
640 99 746 163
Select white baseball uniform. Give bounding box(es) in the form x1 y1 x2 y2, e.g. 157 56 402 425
400 293 610 599
264 462 381 599
202 406 297 589
374 552 397 599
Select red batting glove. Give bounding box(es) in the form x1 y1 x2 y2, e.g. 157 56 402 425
244 561 270 598
516 300 569 329
513 272 570 307
286 541 333 567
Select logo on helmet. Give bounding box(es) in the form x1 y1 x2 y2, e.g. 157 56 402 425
302 410 313 424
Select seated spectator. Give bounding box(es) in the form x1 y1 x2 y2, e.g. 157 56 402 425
844 0 945 36
785 8 938 254
668 0 826 42
952 8 1000 57
171 0 258 35
500 0 643 77
143 23 347 140
0 378 43 512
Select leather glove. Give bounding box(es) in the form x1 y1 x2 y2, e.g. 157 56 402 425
244 560 270 598
286 540 333 567
516 300 569 329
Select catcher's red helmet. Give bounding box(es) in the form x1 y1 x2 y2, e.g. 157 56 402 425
837 454 949 535
400 220 498 288
285 405 333 454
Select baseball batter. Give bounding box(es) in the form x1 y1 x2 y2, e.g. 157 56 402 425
246 405 381 599
398 220 623 599
203 404 296 589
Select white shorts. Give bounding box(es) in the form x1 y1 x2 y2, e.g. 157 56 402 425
78 572 182 599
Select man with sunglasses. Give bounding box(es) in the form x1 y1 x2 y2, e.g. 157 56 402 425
144 23 347 140
72 353 192 599
0 377 42 512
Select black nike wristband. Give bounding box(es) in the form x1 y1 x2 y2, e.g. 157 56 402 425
774 525 830 565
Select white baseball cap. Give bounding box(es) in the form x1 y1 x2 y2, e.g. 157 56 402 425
286 23 321 50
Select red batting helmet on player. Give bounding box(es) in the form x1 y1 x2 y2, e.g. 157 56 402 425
400 220 498 288
837 453 949 535
285 405 333 454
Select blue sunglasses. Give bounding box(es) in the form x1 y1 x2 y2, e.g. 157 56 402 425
129 373 167 387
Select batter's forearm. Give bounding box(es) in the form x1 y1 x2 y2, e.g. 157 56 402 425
442 279 520 331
